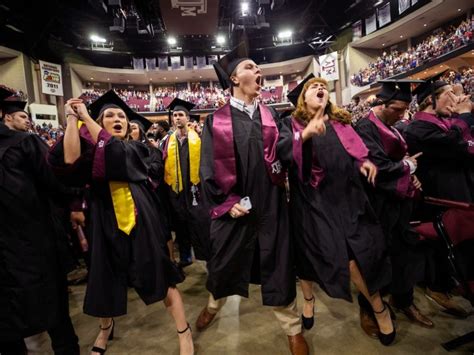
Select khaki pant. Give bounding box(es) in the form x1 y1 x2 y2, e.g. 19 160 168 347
206 293 302 336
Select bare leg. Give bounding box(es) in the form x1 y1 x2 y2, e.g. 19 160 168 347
167 239 175 261
300 279 315 318
91 318 113 355
349 260 393 335
164 287 194 355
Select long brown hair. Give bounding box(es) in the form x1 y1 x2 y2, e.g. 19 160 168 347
292 77 352 125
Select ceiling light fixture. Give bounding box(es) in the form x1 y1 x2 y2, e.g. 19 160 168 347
167 37 177 46
90 34 106 43
278 30 293 39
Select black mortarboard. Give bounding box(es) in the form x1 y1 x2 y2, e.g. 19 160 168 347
376 79 425 103
287 74 315 107
166 97 195 125
412 70 450 108
0 87 14 101
166 97 195 115
213 42 250 90
1 100 28 118
88 90 150 129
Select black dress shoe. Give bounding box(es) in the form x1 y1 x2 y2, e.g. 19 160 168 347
301 296 315 330
373 302 396 346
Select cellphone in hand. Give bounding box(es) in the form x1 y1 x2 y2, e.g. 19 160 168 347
240 196 252 210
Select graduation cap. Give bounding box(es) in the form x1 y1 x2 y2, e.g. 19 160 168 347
213 41 250 90
0 86 14 101
376 79 425 103
166 97 195 115
412 70 450 107
286 74 316 107
1 100 28 118
166 97 195 125
88 90 151 131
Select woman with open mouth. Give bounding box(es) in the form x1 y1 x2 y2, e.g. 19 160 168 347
47 90 194 355
285 75 396 346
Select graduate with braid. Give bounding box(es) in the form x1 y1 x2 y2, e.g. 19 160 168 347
163 98 211 266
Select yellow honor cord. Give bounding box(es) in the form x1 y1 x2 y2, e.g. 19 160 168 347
109 181 136 235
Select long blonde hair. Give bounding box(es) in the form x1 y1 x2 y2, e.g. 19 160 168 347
292 77 352 125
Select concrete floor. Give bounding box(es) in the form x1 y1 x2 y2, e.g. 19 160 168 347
27 261 473 354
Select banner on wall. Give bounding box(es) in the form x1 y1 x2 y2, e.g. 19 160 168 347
133 57 144 70
319 51 339 81
170 56 181 69
145 58 156 70
399 0 410 14
184 56 194 69
39 60 63 96
196 56 206 68
377 3 391 27
365 13 377 35
158 57 168 70
352 20 362 41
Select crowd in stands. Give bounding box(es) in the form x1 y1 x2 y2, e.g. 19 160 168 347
80 84 285 112
32 123 64 147
351 19 473 86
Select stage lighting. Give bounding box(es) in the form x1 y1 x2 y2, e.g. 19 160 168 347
241 3 249 16
90 34 106 43
217 35 226 45
167 37 177 46
278 30 292 39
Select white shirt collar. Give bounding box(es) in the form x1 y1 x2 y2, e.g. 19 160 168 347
230 96 257 119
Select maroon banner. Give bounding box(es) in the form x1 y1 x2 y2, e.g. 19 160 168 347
159 0 219 35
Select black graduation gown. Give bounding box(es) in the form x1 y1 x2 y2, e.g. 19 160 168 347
404 114 474 205
48 131 183 317
286 120 391 301
166 136 211 261
355 117 426 294
0 124 75 341
200 107 296 307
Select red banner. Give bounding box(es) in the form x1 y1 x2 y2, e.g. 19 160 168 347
159 0 219 35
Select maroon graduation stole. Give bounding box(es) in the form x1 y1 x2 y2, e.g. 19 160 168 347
291 117 370 188
368 110 408 160
414 111 474 155
212 103 285 194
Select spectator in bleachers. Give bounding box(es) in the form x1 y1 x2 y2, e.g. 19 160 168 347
351 20 473 86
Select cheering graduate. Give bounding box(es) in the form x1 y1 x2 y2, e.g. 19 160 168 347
285 75 395 346
404 74 474 203
47 91 194 355
403 74 473 318
196 42 315 355
355 80 433 330
0 97 79 355
163 98 211 265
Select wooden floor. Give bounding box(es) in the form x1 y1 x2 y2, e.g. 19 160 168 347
26 261 473 354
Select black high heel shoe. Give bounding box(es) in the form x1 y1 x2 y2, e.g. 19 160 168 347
373 303 396 346
91 319 115 354
301 296 315 330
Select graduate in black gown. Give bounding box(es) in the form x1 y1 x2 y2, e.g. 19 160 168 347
0 98 79 355
355 80 434 330
285 76 395 346
195 43 310 355
47 91 194 355
163 98 211 265
403 75 473 318
129 116 175 259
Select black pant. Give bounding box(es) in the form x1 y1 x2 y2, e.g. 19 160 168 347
0 340 27 355
47 275 80 355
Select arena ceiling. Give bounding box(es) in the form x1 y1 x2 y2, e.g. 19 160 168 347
0 0 467 68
